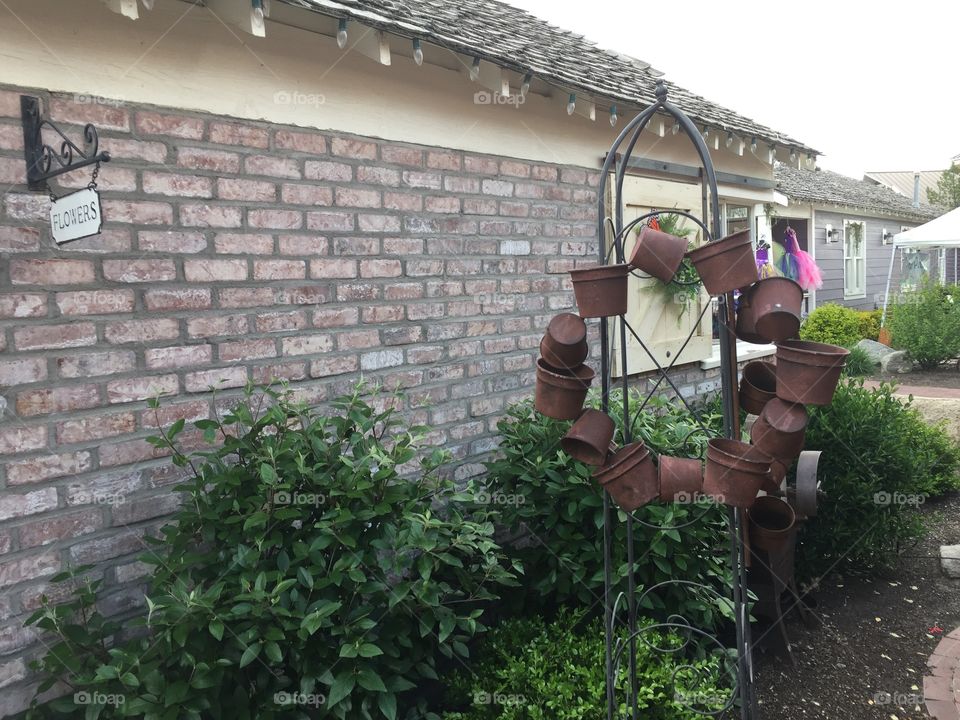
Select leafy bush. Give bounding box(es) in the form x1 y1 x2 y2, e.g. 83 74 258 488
841 345 875 376
857 310 883 342
799 304 863 347
888 281 960 369
798 379 960 580
440 610 731 720
474 393 733 631
26 384 516 719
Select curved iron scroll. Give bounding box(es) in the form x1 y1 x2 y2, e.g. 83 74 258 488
20 95 112 191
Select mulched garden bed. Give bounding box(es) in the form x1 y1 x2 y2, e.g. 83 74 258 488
753 492 960 719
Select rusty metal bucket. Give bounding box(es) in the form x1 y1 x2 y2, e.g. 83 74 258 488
594 441 658 512
686 230 757 296
629 226 687 283
775 340 849 406
561 409 615 466
534 359 594 420
569 264 629 318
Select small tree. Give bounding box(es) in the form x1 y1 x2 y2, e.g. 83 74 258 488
927 163 960 209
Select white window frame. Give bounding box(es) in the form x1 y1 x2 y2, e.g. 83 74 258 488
843 219 867 299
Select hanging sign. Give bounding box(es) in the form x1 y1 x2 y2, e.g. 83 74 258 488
50 187 103 245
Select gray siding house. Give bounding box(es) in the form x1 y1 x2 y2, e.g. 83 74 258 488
772 165 945 310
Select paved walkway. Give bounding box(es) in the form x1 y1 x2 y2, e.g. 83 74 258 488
925 627 960 719
863 381 960 399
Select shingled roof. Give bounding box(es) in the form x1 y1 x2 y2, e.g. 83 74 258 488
775 164 942 222
278 0 818 155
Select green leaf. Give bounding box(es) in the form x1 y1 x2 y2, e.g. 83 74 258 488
297 566 314 589
264 641 283 663
327 672 356 708
378 692 397 720
358 643 383 658
357 668 387 692
239 642 261 668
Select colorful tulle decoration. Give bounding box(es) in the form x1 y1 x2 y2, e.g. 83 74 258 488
756 246 781 279
778 227 822 291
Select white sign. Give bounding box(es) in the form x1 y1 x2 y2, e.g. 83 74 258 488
50 188 103 245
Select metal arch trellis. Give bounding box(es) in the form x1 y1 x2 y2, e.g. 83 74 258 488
595 81 756 719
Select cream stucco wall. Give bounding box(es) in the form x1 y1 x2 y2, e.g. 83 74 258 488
1 0 778 185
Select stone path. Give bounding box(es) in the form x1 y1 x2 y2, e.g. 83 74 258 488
924 627 960 719
863 381 960 400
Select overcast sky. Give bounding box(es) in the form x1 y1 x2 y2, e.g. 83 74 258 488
505 0 958 178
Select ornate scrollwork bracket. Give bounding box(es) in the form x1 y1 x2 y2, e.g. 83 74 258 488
20 95 112 191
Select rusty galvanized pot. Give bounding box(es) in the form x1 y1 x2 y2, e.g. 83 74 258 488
569 264 629 318
594 441 658 512
703 438 772 508
561 409 615 466
735 294 767 345
739 361 777 416
658 455 703 503
629 226 687 283
747 277 803 343
748 495 797 552
539 313 588 371
762 457 789 493
751 398 808 460
775 340 849 406
534 359 594 420
685 230 757 296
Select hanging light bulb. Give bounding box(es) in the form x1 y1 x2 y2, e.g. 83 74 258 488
412 38 423 66
520 72 532 97
702 126 710 141
790 148 797 162
262 0 271 17
337 18 348 49
251 0 265 31
609 105 618 127
470 56 481 81
750 137 758 153
566 93 576 115
671 122 680 135
140 0 154 9
725 132 734 148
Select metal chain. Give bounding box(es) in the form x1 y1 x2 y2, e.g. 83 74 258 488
88 161 100 190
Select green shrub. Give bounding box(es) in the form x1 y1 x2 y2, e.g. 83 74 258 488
474 393 733 631
841 345 875 376
797 379 960 580
857 310 883 341
26 384 516 719
888 281 960 369
440 610 731 720
799 304 863 346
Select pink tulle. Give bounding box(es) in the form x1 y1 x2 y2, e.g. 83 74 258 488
783 228 823 291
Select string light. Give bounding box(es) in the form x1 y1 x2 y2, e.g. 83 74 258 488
251 0 265 31
750 137 758 153
262 0 271 16
140 0 154 9
609 105 618 127
470 56 480 81
672 122 680 135
566 93 576 115
702 126 710 141
790 148 797 162
520 72 532 97
337 18 348 49
725 132 734 148
412 38 423 66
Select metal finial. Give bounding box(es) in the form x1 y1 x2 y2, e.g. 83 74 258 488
655 79 667 101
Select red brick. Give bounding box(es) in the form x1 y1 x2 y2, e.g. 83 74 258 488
214 233 275 254
531 165 558 181
102 199 173 224
278 235 327 255
0 123 23 151
57 412 136 444
310 259 357 278
0 548 59 586
14 322 96 351
360 259 402 278
381 145 423 166
275 285 330 305
307 211 354 231
186 314 248 338
61 228 133 253
426 196 461 213
0 356 47 385
69 530 144 564
103 258 176 282
142 171 213 198
0 426 48 456
333 237 379 255
138 230 207 253
0 156 26 185
6 450 93 485
335 187 381 208
140 399 209 428
248 208 303 229
464 155 499 174
105 318 179 344
144 287 211 312
112 493 180 525
331 137 376 159
50 97 129 131
254 259 305 280
56 289 134 315
17 385 100 416
177 147 240 173
338 329 380 349
180 203 243 228
385 282 425 300
58 350 136 378
107 374 179 403
100 137 168 163
0 226 41 253
281 334 333 356
218 178 276 202
275 130 327 154
19 509 103 549
10 259 94 286
255 310 307 333
383 192 423 212
252 361 308 384
99 438 171 468
310 355 359 377
444 176 480 193
184 366 248 392
58 166 137 192
357 166 400 186
281 183 333 205
217 287 275 308
312 307 359 328
304 160 352 181
499 159 531 177
0 90 22 116
561 167 587 184
362 305 404 323
244 155 300 178
184 258 248 282
426 150 462 171
144 345 212 370
358 214 401 232
218 338 276 362
4 193 49 221
135 111 205 139
209 121 269 148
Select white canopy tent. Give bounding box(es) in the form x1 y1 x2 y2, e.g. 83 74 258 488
881 206 960 325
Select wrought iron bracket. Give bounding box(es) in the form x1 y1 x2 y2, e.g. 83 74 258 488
21 95 112 191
